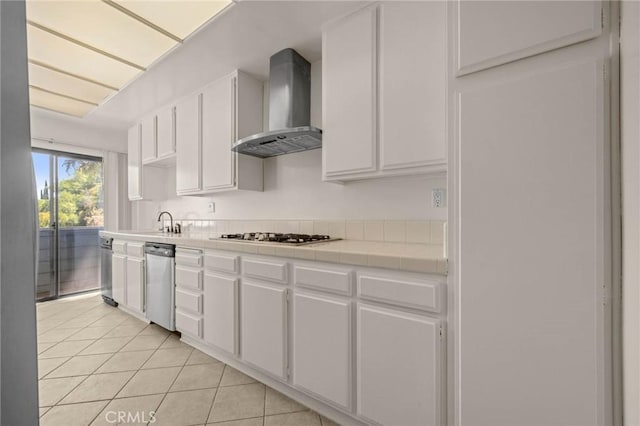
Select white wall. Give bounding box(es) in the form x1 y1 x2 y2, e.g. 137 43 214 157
0 0 39 423
30 108 127 153
621 2 640 424
131 58 446 230
139 149 446 230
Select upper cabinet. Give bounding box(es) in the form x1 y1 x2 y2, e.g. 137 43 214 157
322 2 447 182
127 124 142 200
176 70 264 196
140 115 156 164
176 93 201 194
127 123 167 201
454 1 602 76
157 106 176 160
139 105 176 166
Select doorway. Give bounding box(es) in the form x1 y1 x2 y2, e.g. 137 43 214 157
32 148 104 301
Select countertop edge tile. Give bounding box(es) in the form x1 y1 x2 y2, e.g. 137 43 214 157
101 230 446 275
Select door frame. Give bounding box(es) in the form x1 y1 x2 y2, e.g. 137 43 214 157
33 147 104 302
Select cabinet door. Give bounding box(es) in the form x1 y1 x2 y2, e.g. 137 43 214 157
202 75 235 191
112 254 126 304
323 5 377 177
127 124 142 200
157 106 175 159
241 281 287 379
293 292 351 409
357 304 441 426
204 273 237 354
175 93 201 194
379 2 446 171
458 61 604 425
456 1 602 75
141 115 157 163
126 257 144 313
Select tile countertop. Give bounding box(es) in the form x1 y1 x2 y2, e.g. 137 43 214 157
100 230 448 276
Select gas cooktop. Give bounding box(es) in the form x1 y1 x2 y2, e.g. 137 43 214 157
212 233 341 246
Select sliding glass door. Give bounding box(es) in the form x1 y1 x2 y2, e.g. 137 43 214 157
33 149 104 301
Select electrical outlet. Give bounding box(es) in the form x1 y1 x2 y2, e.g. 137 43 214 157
207 202 215 213
432 188 446 208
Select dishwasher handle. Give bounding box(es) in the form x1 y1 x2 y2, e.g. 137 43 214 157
145 242 175 257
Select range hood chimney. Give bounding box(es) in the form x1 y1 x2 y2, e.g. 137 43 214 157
232 48 322 158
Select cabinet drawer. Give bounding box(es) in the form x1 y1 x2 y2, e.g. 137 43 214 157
176 310 202 338
205 252 239 274
113 240 127 254
294 265 352 295
176 248 203 267
242 258 288 284
176 288 203 314
176 266 203 290
358 275 441 313
127 242 145 258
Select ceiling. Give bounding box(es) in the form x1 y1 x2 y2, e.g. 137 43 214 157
26 0 232 118
28 1 366 130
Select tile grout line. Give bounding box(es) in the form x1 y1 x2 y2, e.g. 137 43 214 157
145 341 194 425
205 363 227 424
38 305 132 411
40 306 160 420
41 331 140 380
79 324 175 425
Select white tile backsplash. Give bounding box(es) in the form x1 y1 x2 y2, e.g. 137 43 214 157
328 221 346 239
346 221 364 240
313 221 329 235
163 219 446 244
299 221 314 235
383 221 406 243
406 221 430 244
430 221 444 244
364 221 384 242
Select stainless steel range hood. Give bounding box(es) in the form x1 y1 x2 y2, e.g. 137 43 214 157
232 48 322 158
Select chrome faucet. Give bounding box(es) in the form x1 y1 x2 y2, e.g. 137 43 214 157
157 211 174 233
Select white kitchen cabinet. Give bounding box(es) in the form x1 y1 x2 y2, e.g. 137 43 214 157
241 281 287 379
357 303 441 426
125 256 144 314
112 253 126 304
378 2 446 172
127 123 166 201
202 74 234 191
455 59 607 425
127 124 142 200
175 93 201 194
454 1 602 76
204 273 237 354
140 115 157 164
176 70 263 196
156 106 175 160
111 240 145 317
323 2 446 182
293 292 351 409
137 106 175 167
175 248 204 340
323 5 376 178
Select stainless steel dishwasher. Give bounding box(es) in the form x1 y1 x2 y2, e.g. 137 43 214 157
100 237 117 306
144 242 176 331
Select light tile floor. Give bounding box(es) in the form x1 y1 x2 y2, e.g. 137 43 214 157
37 293 341 426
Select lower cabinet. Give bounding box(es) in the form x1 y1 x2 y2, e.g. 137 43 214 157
112 253 126 304
111 239 144 315
357 303 442 426
240 281 287 379
204 273 237 354
125 257 144 314
292 292 351 409
175 248 204 339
